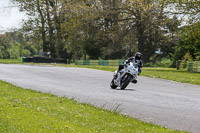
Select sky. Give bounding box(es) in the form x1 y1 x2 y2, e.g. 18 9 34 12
0 0 26 33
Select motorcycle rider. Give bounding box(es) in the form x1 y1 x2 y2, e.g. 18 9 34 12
115 52 143 83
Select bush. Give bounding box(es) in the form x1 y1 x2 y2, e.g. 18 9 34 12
21 49 31 57
144 58 173 68
7 47 20 59
178 53 193 70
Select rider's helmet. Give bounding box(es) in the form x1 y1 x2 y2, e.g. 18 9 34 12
135 52 142 60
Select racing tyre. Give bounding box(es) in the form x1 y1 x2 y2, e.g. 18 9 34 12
110 79 117 89
120 75 131 90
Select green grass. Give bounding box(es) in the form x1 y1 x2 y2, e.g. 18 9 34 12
0 59 22 64
141 67 200 86
0 80 185 133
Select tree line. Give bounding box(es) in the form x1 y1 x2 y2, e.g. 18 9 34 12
0 31 39 59
0 0 199 66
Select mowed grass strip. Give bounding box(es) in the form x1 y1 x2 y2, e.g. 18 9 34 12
0 59 22 64
0 80 185 133
141 67 200 86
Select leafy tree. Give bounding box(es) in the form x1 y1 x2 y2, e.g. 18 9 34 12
172 0 200 23
0 46 6 58
173 22 200 62
0 31 39 59
10 0 185 63
119 0 177 62
7 47 20 59
82 37 101 59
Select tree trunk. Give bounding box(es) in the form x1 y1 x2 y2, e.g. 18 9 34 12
45 0 56 58
36 0 47 53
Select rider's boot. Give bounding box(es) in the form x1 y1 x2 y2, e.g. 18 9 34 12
132 79 137 84
132 76 137 84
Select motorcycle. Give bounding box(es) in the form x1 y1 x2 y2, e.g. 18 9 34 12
110 62 138 90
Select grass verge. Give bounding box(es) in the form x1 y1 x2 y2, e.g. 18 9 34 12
0 80 185 133
0 59 22 64
141 67 200 86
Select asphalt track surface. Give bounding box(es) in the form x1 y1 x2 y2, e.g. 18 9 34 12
0 64 200 133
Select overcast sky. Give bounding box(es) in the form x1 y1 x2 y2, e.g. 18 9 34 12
0 0 26 33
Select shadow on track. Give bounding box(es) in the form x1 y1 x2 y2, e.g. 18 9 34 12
110 88 136 91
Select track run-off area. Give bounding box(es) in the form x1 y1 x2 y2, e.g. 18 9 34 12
0 64 200 133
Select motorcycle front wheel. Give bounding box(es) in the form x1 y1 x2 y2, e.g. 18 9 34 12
110 78 117 89
120 75 131 90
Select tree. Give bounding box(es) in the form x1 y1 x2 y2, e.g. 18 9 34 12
13 0 49 53
11 0 182 62
12 0 86 59
174 23 200 61
172 0 200 23
0 30 39 59
118 0 176 62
